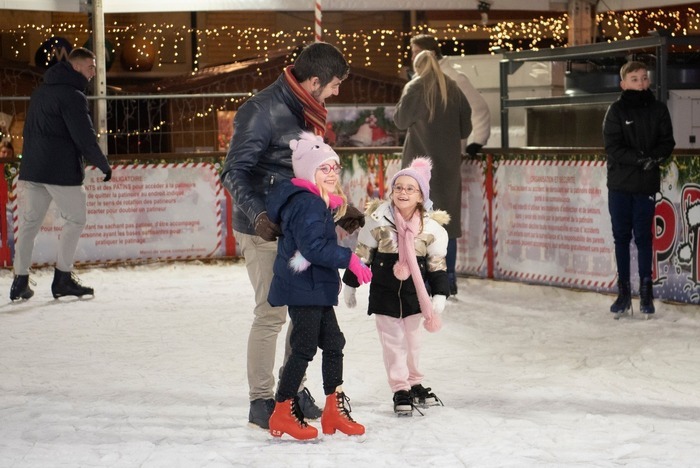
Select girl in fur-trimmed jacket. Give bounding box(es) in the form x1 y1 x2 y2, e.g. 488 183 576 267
265 132 372 440
343 157 450 416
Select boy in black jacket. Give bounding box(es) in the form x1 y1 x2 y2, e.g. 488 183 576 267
603 61 675 319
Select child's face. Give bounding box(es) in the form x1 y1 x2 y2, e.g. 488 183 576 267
314 159 341 194
391 175 423 211
620 68 650 91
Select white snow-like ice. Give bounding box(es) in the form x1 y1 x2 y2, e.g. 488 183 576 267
2 261 700 467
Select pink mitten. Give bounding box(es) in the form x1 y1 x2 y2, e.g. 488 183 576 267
348 254 372 285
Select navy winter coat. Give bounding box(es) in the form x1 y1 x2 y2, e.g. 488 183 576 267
220 74 307 235
19 61 110 186
266 180 352 307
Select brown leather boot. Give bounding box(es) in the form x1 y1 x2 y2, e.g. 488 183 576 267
321 389 365 436
269 397 318 440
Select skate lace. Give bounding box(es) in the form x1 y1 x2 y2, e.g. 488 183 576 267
291 398 309 427
69 273 86 285
336 393 357 422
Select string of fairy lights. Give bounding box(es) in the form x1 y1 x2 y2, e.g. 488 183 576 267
1 7 699 142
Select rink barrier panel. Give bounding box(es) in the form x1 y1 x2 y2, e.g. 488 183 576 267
2 149 700 304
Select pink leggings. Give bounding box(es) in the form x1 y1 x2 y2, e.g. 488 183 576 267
374 314 423 393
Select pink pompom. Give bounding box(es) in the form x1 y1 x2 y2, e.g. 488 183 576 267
393 262 410 281
423 312 442 333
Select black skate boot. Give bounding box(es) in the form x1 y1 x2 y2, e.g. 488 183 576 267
610 280 632 320
393 390 414 417
639 277 655 318
51 269 94 298
10 275 34 301
410 384 444 408
297 387 322 420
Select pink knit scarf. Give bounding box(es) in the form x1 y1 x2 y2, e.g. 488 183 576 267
393 209 442 332
291 178 343 209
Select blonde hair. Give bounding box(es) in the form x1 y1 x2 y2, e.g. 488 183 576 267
412 50 448 122
318 180 348 221
620 61 648 80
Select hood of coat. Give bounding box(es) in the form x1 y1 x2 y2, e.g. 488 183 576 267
43 61 89 91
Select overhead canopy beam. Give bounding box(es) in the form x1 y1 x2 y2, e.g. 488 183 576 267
5 0 700 12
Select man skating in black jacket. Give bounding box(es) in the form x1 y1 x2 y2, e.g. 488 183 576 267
10 47 112 301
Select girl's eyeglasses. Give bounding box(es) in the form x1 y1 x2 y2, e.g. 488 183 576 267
392 184 419 195
317 164 342 175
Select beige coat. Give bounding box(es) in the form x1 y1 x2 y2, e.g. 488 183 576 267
394 75 472 238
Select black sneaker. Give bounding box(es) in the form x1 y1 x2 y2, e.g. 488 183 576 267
249 398 275 429
410 384 444 407
393 390 413 416
51 268 94 298
297 387 322 419
10 275 34 301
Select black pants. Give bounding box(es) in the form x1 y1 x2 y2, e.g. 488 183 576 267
276 305 346 401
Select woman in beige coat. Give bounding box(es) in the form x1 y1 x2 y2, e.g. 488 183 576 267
394 50 472 295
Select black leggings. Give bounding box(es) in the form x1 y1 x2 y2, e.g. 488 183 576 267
276 305 346 401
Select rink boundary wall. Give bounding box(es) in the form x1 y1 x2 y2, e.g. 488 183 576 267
2 148 699 304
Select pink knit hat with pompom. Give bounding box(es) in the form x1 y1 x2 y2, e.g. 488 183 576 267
389 157 433 210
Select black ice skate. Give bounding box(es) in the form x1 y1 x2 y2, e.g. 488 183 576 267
51 269 94 299
611 280 632 320
639 277 655 318
410 384 444 408
393 390 415 417
10 274 34 301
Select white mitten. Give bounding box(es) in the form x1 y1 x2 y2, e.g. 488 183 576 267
432 294 447 314
344 286 357 308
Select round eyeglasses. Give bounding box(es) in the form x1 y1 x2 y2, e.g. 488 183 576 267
392 184 419 195
317 164 342 175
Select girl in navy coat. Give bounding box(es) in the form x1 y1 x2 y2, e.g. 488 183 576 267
265 131 372 440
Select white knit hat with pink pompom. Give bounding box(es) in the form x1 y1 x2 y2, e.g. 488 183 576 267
389 157 433 210
290 131 340 184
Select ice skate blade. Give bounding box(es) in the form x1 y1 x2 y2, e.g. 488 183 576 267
269 435 320 444
395 410 413 417
613 308 633 320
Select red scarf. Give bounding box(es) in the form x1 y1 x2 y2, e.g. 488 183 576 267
284 65 327 136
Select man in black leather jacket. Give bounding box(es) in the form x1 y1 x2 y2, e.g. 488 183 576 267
10 48 112 302
220 42 364 429
603 60 675 319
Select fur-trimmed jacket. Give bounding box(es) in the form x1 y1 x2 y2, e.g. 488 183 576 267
343 199 450 318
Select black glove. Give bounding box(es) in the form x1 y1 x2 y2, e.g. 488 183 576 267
641 157 662 171
254 212 282 241
336 205 365 234
466 143 483 157
103 168 112 182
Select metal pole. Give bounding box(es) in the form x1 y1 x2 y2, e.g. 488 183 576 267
500 59 510 148
91 0 108 154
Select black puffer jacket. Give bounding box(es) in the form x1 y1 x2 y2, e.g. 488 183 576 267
220 74 307 235
603 89 675 195
19 61 110 186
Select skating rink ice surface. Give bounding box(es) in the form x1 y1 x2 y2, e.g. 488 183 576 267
2 260 700 467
